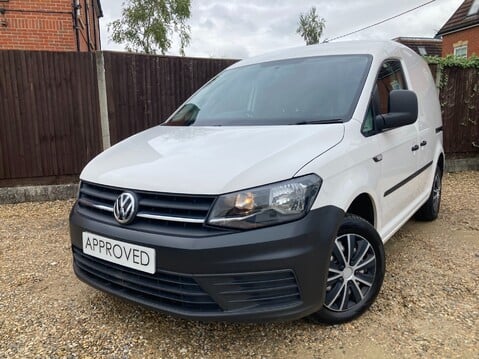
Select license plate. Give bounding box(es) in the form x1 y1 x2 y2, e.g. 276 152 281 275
82 232 156 274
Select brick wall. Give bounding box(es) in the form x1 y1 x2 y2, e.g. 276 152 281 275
0 0 101 51
442 26 479 57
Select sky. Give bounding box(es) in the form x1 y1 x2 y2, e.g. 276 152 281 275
98 0 464 59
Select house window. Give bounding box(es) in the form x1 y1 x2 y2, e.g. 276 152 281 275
468 0 479 16
454 45 468 57
418 46 427 56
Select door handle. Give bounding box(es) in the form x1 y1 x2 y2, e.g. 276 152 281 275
420 140 427 147
411 145 419 152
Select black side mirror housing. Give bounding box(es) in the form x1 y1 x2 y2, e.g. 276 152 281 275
375 90 418 132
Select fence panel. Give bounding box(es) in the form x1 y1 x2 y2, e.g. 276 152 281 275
0 50 477 188
0 50 102 186
439 67 479 155
103 52 237 144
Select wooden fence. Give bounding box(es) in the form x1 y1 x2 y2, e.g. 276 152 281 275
0 51 236 186
439 67 479 155
0 51 102 187
103 52 236 144
0 50 477 187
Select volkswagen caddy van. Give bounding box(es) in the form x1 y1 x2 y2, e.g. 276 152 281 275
70 41 444 324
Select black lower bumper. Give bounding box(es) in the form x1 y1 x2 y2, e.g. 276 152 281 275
69 204 344 322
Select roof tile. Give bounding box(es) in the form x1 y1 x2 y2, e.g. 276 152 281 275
394 37 442 57
437 0 479 36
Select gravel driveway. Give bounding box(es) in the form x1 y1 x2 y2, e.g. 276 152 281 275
1 171 478 358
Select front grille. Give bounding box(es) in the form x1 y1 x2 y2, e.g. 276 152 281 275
197 270 302 312
77 182 226 237
74 247 302 315
73 247 222 313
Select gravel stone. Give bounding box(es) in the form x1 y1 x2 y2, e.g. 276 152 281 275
0 171 478 358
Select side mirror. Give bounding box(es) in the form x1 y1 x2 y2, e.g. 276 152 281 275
375 90 418 132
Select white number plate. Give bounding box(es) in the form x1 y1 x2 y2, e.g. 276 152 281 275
82 232 156 274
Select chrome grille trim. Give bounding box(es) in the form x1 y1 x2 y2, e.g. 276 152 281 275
77 182 220 235
137 213 205 224
78 198 114 213
79 198 205 223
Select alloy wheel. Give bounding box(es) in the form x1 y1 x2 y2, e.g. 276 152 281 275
432 171 442 214
324 233 377 312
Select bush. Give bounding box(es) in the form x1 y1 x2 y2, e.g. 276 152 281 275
425 55 479 69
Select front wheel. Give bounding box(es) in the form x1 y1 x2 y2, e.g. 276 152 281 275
309 215 385 324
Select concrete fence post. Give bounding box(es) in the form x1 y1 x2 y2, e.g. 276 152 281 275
96 51 111 150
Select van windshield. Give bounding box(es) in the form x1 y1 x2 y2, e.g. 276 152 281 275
164 55 372 126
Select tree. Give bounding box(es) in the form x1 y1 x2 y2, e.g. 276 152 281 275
109 0 191 55
296 7 326 45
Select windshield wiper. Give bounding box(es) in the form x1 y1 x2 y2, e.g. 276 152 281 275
293 119 344 125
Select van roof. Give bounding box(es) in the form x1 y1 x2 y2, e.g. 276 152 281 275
229 40 414 69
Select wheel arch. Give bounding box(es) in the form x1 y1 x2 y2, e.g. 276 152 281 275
437 152 445 173
345 192 377 228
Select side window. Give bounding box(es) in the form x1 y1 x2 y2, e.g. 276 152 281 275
362 60 407 136
376 60 407 114
363 105 374 133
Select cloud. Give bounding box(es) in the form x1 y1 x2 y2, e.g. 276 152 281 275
99 0 463 58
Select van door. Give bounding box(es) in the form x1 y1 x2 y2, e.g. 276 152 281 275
416 121 435 197
415 70 437 198
362 60 419 235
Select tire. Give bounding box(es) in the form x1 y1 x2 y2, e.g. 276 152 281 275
308 215 385 324
415 166 442 221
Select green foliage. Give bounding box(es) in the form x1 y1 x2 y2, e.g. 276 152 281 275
425 54 479 69
109 0 191 55
426 55 479 90
296 7 326 45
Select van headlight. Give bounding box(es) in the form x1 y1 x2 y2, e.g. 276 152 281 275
207 174 321 229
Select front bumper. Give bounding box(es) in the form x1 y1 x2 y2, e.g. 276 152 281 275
69 204 344 322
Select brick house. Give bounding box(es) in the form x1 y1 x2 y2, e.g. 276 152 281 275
0 0 103 52
436 0 479 57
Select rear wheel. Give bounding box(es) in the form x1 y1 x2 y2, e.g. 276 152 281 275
309 215 385 324
415 166 442 221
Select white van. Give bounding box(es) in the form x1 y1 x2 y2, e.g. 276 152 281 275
70 41 444 324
